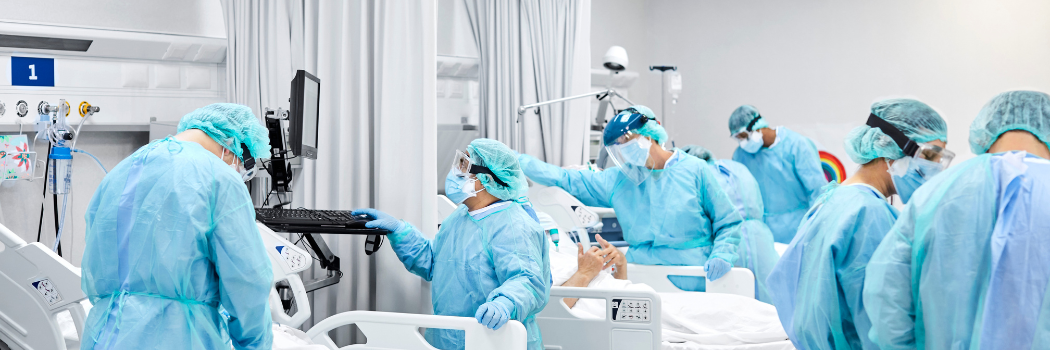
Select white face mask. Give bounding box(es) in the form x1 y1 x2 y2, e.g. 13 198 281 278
739 131 764 153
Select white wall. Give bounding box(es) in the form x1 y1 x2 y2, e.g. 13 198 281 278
1 0 225 38
594 0 1050 173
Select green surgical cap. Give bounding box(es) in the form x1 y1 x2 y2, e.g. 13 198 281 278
177 103 271 160
728 105 770 135
467 138 528 200
843 98 948 164
969 90 1050 155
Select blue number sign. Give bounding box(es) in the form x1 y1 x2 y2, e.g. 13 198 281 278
11 57 55 87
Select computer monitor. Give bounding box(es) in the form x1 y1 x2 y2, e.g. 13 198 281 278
289 70 320 159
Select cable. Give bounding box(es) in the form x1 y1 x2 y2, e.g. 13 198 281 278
72 149 108 174
52 194 67 252
36 143 53 243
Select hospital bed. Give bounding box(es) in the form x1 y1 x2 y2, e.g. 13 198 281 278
538 268 774 350
263 223 529 349
1 220 527 350
0 223 87 350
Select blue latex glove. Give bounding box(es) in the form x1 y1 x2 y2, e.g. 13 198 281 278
475 297 512 330
705 257 732 281
351 208 406 232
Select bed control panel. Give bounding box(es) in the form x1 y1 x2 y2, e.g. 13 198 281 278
610 298 651 322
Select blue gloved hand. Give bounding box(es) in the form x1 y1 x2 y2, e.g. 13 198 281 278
351 208 406 232
704 257 732 281
475 297 512 330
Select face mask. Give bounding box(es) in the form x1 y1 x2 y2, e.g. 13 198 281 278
445 167 481 204
739 131 764 154
620 137 653 167
887 157 944 204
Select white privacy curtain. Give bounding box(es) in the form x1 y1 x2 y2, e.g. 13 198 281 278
223 0 436 346
465 0 591 166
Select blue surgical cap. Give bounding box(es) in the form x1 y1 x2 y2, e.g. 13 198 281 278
635 120 668 146
728 105 770 135
681 144 714 163
467 138 529 200
969 90 1050 155
843 99 948 164
177 103 271 160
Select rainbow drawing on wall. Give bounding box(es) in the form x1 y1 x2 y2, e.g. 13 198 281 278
819 150 846 183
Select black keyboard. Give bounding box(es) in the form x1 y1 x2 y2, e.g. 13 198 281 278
255 208 389 235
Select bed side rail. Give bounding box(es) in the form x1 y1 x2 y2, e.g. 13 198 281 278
626 264 755 298
303 311 527 350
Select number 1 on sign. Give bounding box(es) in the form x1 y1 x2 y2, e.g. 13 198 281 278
29 64 37 80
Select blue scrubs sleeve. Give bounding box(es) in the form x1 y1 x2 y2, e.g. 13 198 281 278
211 188 274 350
700 164 744 264
388 223 436 282
793 137 827 203
863 209 917 350
485 225 550 321
518 154 617 208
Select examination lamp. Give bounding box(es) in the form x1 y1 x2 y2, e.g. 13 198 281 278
603 46 628 71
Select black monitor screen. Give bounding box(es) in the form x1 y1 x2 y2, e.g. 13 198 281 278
289 70 320 159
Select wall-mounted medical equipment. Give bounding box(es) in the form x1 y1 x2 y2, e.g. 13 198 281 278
512 46 637 154
28 99 107 254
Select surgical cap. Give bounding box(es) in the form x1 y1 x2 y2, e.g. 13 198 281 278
467 138 529 200
680 144 714 163
636 120 668 146
728 105 770 135
969 90 1050 155
177 103 271 160
843 99 948 164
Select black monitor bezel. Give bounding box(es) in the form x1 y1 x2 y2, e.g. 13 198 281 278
289 70 320 159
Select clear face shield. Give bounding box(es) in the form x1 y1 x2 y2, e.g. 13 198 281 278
604 132 654 185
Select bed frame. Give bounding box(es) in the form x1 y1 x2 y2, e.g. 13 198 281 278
0 224 87 350
537 267 756 350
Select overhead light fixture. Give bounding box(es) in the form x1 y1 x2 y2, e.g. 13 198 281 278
603 46 628 71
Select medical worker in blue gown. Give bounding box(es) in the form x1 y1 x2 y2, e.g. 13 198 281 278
680 145 779 303
729 105 828 243
864 91 1050 349
355 138 550 350
519 105 743 292
766 99 951 350
80 103 273 350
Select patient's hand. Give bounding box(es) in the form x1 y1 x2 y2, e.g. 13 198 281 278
595 234 627 280
559 243 608 308
576 243 606 281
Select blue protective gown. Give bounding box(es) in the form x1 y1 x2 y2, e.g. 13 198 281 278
81 138 273 350
767 182 897 350
864 151 1050 349
389 201 551 350
732 127 827 243
519 151 743 291
710 159 780 303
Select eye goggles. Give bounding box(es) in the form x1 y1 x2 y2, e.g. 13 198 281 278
866 114 954 168
452 150 509 187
